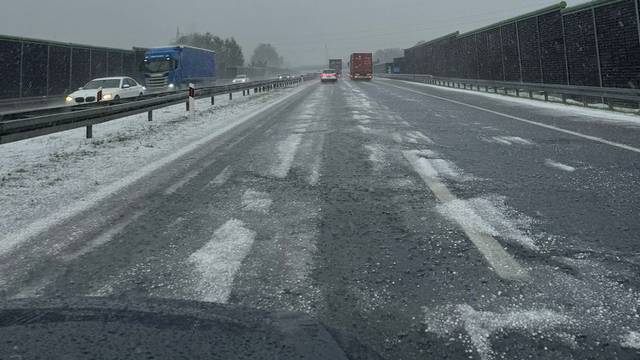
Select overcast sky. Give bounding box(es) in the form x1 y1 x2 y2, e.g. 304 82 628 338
0 0 582 67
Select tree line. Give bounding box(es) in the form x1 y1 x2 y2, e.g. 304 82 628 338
174 32 285 69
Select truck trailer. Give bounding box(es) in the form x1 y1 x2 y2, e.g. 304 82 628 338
142 46 216 92
329 59 343 77
349 53 373 81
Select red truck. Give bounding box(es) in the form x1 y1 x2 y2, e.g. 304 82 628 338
349 53 373 80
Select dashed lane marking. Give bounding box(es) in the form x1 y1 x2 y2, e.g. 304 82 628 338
403 151 528 281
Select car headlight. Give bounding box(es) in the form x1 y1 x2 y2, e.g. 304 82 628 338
65 96 73 102
142 86 147 91
168 84 175 89
102 93 113 101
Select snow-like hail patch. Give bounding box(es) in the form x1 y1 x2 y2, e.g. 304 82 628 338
356 125 372 134
270 134 303 178
189 219 256 303
621 331 640 349
241 189 272 213
424 305 572 360
364 144 386 170
405 130 434 144
437 197 539 251
544 159 576 172
491 136 534 146
353 113 372 122
403 151 466 181
208 166 232 187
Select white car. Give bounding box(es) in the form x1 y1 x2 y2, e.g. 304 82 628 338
65 77 146 105
320 69 338 83
232 74 250 84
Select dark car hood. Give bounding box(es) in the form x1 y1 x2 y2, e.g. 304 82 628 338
0 297 382 360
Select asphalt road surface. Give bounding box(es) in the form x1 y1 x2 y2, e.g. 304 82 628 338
1 78 640 359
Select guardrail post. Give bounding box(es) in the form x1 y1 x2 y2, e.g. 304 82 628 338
528 90 533 99
148 111 153 122
211 96 215 105
544 92 548 101
86 125 92 139
188 83 196 120
229 92 233 100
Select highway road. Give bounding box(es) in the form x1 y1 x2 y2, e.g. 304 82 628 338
1 78 639 359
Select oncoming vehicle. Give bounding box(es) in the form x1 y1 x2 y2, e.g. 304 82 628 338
65 77 145 105
320 69 338 83
232 74 250 84
278 74 292 80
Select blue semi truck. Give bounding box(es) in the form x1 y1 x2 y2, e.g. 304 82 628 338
141 46 216 92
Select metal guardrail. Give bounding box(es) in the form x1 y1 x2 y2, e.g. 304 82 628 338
379 74 640 110
0 78 303 145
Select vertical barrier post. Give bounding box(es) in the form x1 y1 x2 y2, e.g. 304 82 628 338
229 92 233 100
211 96 215 105
188 83 196 120
148 111 153 122
86 125 93 139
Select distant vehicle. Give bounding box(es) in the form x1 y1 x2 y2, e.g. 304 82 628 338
350 53 373 81
329 59 343 77
278 74 292 80
65 77 145 105
142 46 216 92
232 74 250 84
320 69 338 83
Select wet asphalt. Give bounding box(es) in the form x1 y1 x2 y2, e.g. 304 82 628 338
1 78 639 359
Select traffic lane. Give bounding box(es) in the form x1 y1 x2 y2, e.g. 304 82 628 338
0 83 320 300
352 80 640 357
314 80 512 359
366 79 640 259
381 78 640 151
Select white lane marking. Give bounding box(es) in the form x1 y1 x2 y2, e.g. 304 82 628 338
489 136 513 145
383 82 640 154
403 151 528 280
307 136 325 186
208 166 232 187
545 159 576 172
500 136 534 145
621 331 640 349
430 159 464 180
270 134 303 178
241 190 273 213
164 168 202 195
0 84 311 258
438 197 538 251
61 210 146 262
424 305 572 360
189 219 256 303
